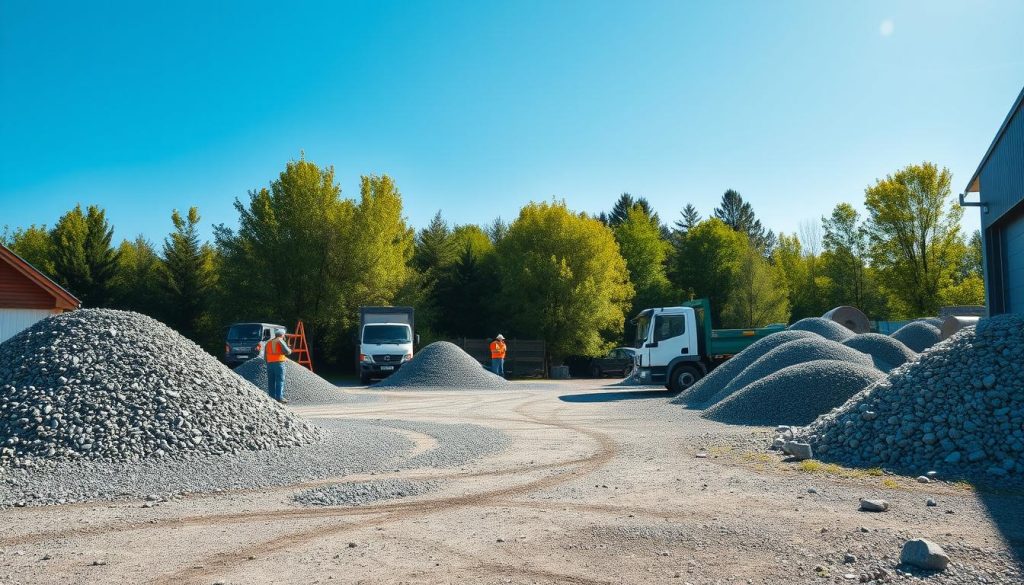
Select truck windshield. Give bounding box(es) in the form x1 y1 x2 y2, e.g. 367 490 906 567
633 314 651 348
227 324 262 342
363 325 411 344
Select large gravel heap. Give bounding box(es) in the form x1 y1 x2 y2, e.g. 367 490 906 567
890 321 942 353
0 309 318 468
374 341 512 390
842 333 917 372
703 360 885 426
787 317 854 342
235 359 343 405
672 330 820 406
797 314 1024 479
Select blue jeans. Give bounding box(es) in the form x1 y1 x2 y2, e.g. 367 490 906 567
491 358 504 377
267 361 286 401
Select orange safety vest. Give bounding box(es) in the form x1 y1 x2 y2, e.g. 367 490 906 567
265 338 287 363
489 340 506 359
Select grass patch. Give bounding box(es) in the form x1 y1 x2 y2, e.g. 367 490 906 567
881 478 900 489
795 459 891 481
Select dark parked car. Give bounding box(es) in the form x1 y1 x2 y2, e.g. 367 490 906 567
589 347 637 378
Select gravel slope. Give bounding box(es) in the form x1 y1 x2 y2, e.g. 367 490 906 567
890 321 942 353
842 333 917 372
787 317 855 342
234 359 373 405
375 341 512 390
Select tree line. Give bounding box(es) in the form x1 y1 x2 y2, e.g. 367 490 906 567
2 158 983 369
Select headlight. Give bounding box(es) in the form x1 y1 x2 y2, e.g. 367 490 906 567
403 353 413 362
360 354 372 363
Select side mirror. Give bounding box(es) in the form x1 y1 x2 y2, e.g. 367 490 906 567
645 341 659 348
415 334 421 345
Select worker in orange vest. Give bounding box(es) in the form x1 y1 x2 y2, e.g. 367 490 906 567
489 334 507 377
263 328 292 403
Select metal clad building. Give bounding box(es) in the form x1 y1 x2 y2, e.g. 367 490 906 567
964 86 1024 315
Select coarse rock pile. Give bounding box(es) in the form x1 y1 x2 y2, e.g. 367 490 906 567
705 338 876 406
797 314 1024 479
672 330 821 406
702 360 886 426
842 333 917 372
374 341 512 390
235 358 343 405
0 309 318 468
890 321 942 353
787 317 854 342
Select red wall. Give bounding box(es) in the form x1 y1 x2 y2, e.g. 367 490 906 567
0 261 58 310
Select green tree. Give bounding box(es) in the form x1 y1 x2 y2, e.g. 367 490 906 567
434 243 498 338
412 211 458 280
49 204 119 306
349 174 415 306
772 233 824 320
864 162 964 317
821 203 871 309
713 189 775 252
674 203 701 235
2 224 55 274
161 207 217 341
722 244 790 327
606 193 660 227
110 236 164 316
614 206 675 339
495 201 633 362
671 218 747 327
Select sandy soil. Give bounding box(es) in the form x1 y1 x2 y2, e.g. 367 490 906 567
1 379 1021 584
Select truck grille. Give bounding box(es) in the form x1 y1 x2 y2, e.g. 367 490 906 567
372 354 405 363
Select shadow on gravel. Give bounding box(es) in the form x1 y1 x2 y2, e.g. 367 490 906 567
558 389 679 402
977 489 1024 567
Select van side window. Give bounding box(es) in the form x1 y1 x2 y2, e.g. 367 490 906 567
262 329 272 341
654 315 685 342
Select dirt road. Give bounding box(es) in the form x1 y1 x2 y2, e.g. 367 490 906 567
1 380 1021 584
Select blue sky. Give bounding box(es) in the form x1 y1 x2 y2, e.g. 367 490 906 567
2 1 1022 244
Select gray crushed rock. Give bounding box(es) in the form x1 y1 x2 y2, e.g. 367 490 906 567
702 359 886 426
0 309 318 468
842 333 917 372
294 478 440 507
672 330 821 406
890 321 942 353
797 315 1024 482
706 338 875 406
787 317 855 342
234 359 376 405
374 341 511 390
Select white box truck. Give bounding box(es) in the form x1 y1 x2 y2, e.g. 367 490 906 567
358 306 417 384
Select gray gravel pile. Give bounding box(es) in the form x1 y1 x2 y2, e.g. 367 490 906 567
842 333 917 372
922 317 946 328
890 321 942 353
294 478 440 507
787 317 855 342
705 338 876 406
235 359 346 405
796 314 1024 480
672 330 821 406
702 360 886 426
0 309 318 468
375 341 512 390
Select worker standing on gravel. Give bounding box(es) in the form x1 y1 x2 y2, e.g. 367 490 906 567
263 328 292 403
489 334 507 377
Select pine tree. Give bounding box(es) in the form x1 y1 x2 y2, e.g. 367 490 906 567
49 204 119 306
674 203 701 234
161 207 216 340
713 190 775 252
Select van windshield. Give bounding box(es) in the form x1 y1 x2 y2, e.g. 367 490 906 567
227 324 262 342
363 325 411 344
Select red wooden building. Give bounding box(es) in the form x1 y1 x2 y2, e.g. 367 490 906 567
0 244 80 343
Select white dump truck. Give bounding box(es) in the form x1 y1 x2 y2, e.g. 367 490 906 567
358 306 417 384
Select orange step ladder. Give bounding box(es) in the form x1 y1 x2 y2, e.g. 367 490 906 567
285 320 314 372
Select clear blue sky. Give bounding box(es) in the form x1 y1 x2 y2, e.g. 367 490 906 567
2 1 1022 244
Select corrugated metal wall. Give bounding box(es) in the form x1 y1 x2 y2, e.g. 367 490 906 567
980 102 1024 230
0 308 54 343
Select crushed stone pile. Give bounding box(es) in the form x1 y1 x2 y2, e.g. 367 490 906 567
705 338 876 406
702 360 886 426
374 341 512 390
672 330 821 406
787 317 854 342
294 478 439 507
842 333 917 372
235 359 344 405
890 321 942 353
921 317 945 328
0 309 318 468
796 314 1024 479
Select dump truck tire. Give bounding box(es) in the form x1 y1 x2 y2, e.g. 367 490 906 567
669 364 701 392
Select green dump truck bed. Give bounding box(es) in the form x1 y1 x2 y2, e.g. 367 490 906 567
682 298 786 357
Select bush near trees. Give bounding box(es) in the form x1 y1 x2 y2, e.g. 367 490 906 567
1 157 987 370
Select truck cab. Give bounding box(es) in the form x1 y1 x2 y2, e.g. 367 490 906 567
632 307 703 390
358 306 417 385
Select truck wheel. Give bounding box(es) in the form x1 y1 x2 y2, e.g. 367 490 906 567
669 365 701 392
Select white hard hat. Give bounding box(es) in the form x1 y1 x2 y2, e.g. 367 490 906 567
496 334 505 340
275 328 286 336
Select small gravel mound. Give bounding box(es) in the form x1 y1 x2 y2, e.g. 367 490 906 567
890 321 942 352
673 330 821 406
921 317 945 329
706 338 876 405
375 341 512 390
235 359 345 405
842 333 917 372
702 360 885 426
294 478 439 507
798 314 1024 480
0 309 318 468
787 317 854 342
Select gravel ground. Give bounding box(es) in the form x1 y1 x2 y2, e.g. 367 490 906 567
702 359 886 426
891 321 942 353
293 478 441 507
0 310 317 468
234 359 378 405
787 317 855 342
842 333 917 372
374 341 512 390
706 337 876 406
672 330 821 406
